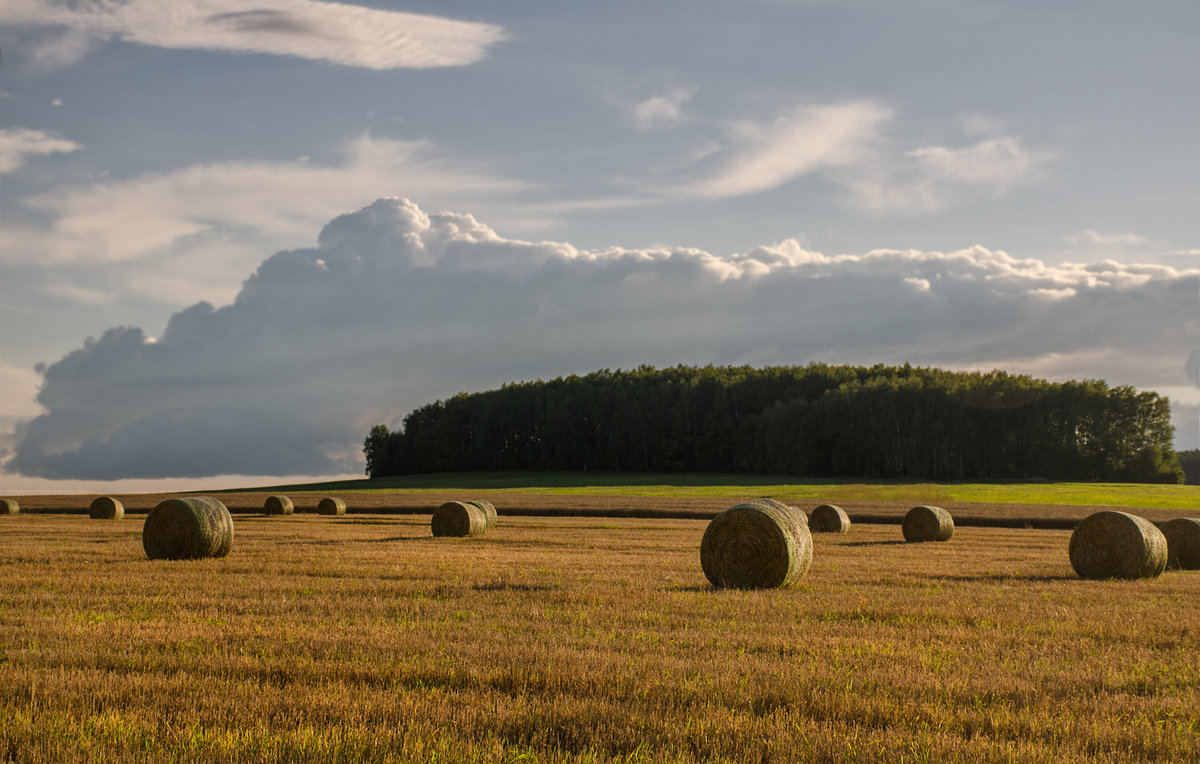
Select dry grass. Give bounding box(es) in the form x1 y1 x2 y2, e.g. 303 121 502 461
3 511 1200 763
1 499 18 515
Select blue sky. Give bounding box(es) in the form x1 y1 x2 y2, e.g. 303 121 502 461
1 1 1196 492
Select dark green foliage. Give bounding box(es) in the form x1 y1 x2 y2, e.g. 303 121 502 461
1179 449 1200 485
363 364 1185 483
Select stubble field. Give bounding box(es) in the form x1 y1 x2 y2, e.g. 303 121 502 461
2 492 1199 762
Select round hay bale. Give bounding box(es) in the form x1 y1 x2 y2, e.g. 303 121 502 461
263 495 294 515
317 497 347 516
431 501 487 538
809 504 850 533
1069 510 1167 580
88 496 124 520
902 505 954 542
143 496 234 560
467 499 497 530
1 499 18 515
1158 517 1200 571
699 500 813 589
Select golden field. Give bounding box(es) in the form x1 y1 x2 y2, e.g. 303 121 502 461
2 499 1199 762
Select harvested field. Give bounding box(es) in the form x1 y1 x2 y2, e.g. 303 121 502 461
12 490 1199 528
2 507 1199 763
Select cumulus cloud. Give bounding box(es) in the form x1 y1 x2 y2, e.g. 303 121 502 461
5 197 1197 479
3 0 504 70
1 134 526 305
0 127 79 173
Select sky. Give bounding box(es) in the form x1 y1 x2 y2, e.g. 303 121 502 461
0 0 1197 493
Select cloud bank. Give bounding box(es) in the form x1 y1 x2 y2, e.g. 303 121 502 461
6 197 1197 479
4 0 504 70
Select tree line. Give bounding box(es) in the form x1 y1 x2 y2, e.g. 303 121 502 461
364 364 1185 483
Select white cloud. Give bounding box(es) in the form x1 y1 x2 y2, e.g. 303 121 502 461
2 134 526 305
681 101 891 198
0 128 79 173
845 134 1052 214
632 88 695 131
1065 229 1149 248
3 0 505 70
5 197 1197 480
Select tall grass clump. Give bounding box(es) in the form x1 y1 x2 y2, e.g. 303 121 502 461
88 496 124 520
1069 510 1167 579
902 505 954 542
142 497 234 560
699 500 812 589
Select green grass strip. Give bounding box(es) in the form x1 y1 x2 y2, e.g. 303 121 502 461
246 471 1200 510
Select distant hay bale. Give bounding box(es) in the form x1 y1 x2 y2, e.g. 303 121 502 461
809 504 850 533
467 499 497 530
431 501 487 537
1 499 17 515
142 496 234 560
88 496 124 520
699 500 813 589
902 505 954 542
1069 510 1167 580
1159 517 1200 571
317 497 347 516
263 495 294 516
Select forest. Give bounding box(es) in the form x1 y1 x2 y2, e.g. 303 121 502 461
364 364 1185 483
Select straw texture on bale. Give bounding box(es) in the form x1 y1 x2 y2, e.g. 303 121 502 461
1069 510 1167 580
467 499 497 530
809 504 851 533
1159 517 1200 571
0 499 17 515
142 496 234 560
263 495 294 515
700 500 812 589
317 497 347 516
431 501 487 537
902 505 954 542
88 496 124 520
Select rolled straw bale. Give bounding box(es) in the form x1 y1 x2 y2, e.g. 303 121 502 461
700 500 813 589
263 495 294 515
431 501 487 537
1069 510 1167 580
902 505 954 542
809 504 851 533
467 499 497 530
0 499 17 515
143 497 234 560
88 496 124 520
1159 517 1200 571
317 497 347 516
